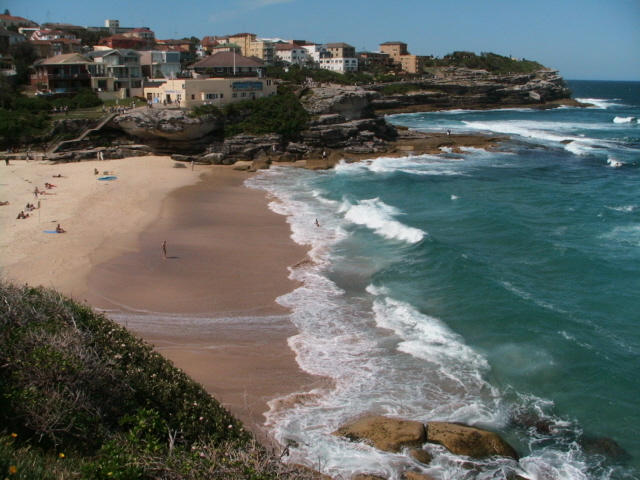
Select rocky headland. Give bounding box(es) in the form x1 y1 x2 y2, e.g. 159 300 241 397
370 68 583 114
37 68 581 169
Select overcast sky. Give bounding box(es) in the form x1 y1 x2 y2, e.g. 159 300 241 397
5 0 639 80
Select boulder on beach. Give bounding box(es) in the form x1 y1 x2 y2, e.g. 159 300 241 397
334 415 426 453
426 422 519 460
403 472 437 480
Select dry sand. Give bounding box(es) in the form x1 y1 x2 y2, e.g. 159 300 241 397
0 156 203 298
0 157 319 435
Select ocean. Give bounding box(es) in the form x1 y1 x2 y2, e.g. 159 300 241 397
247 80 640 480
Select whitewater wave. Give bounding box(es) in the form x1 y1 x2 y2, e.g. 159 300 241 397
339 197 426 244
607 157 624 168
613 116 636 124
576 97 626 109
334 156 465 177
463 119 617 156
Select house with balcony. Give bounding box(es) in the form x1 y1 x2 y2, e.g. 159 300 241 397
139 50 181 79
30 53 92 94
87 49 143 98
188 51 264 78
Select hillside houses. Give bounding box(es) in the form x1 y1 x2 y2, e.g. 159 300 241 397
10 10 434 103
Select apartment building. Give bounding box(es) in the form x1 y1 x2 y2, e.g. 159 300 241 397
227 33 274 64
321 42 358 73
379 41 426 74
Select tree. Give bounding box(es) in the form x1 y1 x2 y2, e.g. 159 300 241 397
9 42 37 85
3 9 10 15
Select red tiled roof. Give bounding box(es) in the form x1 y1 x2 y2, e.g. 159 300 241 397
0 14 35 23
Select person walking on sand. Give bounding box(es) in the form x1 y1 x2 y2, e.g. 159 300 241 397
162 240 167 259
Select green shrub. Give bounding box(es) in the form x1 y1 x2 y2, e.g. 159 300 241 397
189 104 223 118
0 281 325 479
223 93 309 141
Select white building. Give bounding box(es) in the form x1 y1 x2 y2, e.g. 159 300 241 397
274 43 310 66
319 57 358 73
301 43 330 63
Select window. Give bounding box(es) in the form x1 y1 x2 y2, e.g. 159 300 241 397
232 93 237 98
205 93 219 99
191 94 195 100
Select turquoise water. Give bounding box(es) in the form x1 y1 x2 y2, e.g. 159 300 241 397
248 80 640 479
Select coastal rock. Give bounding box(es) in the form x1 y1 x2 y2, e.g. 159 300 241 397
403 472 436 480
200 152 224 164
352 475 387 480
301 118 396 149
300 86 380 120
222 133 282 160
408 448 432 465
372 68 573 113
334 415 426 453
579 435 630 461
111 108 224 141
426 422 519 459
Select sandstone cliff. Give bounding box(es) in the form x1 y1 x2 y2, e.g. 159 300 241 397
371 68 575 113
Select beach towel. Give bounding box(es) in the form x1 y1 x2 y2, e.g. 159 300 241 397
43 230 61 234
98 176 117 181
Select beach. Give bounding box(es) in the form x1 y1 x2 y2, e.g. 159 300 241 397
0 156 318 435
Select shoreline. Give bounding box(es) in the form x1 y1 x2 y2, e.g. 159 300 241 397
86 167 322 434
0 157 321 439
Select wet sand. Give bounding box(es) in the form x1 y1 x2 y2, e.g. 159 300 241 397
86 168 320 433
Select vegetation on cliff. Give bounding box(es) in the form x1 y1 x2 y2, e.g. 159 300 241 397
424 51 545 74
222 93 309 141
0 78 104 147
0 282 317 479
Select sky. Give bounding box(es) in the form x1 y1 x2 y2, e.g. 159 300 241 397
4 0 639 80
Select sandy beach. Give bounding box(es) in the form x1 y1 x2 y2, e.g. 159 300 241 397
0 157 319 435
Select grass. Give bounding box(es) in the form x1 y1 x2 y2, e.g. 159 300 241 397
0 282 322 479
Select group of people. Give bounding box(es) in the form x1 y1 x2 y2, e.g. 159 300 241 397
52 105 69 115
17 201 38 219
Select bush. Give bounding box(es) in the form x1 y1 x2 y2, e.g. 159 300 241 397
189 104 223 118
0 282 325 479
223 93 309 141
0 109 50 146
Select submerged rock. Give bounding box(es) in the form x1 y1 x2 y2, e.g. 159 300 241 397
334 415 426 453
426 422 519 460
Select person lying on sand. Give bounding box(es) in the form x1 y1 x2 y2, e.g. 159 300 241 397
56 223 66 233
25 203 35 211
0 201 9 206
16 211 29 219
52 174 63 178
45 182 56 189
94 168 99 175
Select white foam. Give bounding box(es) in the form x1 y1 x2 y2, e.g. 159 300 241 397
607 157 623 168
606 205 636 213
575 97 625 109
613 116 636 124
462 119 616 156
339 197 426 244
451 194 459 200
247 167 618 480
